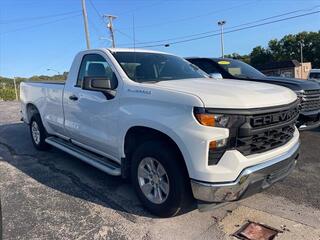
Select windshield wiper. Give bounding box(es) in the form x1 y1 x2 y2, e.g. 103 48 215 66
236 75 251 79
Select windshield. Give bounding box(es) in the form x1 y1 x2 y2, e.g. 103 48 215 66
215 59 266 79
112 51 208 83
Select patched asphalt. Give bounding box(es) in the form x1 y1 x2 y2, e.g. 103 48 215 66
0 101 319 240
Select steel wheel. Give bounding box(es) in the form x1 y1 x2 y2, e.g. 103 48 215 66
31 121 41 145
137 157 170 204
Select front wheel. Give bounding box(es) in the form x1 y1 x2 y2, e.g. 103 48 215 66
131 140 191 217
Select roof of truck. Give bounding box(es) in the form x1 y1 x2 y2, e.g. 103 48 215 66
107 48 168 54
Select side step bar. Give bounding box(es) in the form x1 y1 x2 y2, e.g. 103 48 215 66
45 136 121 176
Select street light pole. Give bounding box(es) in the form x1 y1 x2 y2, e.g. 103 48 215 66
218 20 226 58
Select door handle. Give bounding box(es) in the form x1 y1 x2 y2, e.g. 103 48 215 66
69 95 78 101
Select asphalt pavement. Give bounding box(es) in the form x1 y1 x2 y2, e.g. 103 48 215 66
0 101 319 240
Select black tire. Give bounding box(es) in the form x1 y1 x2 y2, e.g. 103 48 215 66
29 114 50 150
131 140 191 217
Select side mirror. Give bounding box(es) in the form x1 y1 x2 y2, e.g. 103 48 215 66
82 76 117 92
210 73 223 79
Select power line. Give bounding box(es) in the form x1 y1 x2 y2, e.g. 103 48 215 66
0 13 82 35
115 29 142 43
88 17 105 39
116 1 165 16
88 0 135 47
88 0 107 25
224 5 320 31
86 1 251 47
0 10 81 24
135 10 320 48
28 31 107 75
118 29 219 46
27 31 84 74
118 1 255 30
88 0 114 46
119 5 320 47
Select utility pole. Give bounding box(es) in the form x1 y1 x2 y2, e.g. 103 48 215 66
81 0 91 49
104 15 117 48
218 20 226 58
299 41 304 64
13 77 18 101
299 41 304 78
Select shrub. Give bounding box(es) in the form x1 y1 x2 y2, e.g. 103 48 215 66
0 88 18 101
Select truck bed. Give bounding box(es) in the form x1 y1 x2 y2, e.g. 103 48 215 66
20 81 65 133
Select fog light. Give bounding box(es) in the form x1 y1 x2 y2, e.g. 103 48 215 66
208 138 228 165
209 138 227 150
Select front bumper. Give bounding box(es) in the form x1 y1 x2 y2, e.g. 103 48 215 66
191 141 300 203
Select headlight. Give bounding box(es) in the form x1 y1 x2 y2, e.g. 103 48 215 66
194 108 230 127
193 107 246 165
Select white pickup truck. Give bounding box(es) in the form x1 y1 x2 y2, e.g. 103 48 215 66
20 48 300 217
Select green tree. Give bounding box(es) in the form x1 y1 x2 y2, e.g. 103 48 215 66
224 52 250 63
0 73 68 100
225 31 320 68
250 46 273 67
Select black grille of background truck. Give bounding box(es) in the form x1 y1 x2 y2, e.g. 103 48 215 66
301 89 320 112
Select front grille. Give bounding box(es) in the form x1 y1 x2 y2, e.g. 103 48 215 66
236 125 295 155
300 89 320 112
234 103 299 156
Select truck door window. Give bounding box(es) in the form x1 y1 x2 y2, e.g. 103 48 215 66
77 54 115 87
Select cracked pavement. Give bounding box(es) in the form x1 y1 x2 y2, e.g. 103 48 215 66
0 101 319 240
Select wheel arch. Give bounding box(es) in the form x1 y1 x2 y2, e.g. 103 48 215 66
26 103 40 123
122 125 190 179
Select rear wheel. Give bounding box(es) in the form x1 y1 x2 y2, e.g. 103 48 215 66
29 114 50 150
131 140 191 217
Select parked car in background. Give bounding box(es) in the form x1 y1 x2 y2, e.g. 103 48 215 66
21 48 300 217
186 57 320 130
308 69 320 82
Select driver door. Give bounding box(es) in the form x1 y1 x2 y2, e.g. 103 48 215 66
63 53 120 160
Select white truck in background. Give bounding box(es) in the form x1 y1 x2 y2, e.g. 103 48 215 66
20 48 300 217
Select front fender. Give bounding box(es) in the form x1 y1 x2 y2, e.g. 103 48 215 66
119 117 194 175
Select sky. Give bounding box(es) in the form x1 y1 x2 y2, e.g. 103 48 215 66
0 0 319 78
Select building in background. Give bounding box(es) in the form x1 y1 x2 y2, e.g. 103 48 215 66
257 60 312 79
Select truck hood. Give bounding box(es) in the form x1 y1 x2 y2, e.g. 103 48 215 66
246 76 320 91
155 78 297 109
